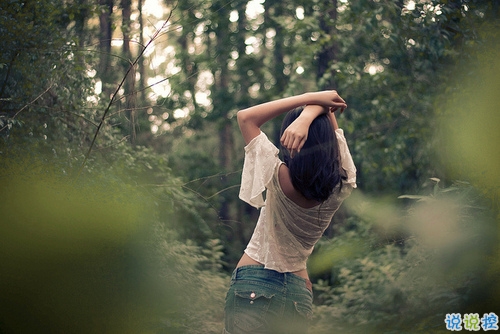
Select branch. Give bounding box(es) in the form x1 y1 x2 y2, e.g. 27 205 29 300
0 84 53 133
76 8 175 177
64 110 99 127
348 119 403 140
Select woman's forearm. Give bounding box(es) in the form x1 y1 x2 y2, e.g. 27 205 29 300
237 93 310 144
280 104 327 157
328 112 339 130
237 91 346 145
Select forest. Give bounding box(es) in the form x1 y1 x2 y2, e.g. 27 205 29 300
0 0 499 333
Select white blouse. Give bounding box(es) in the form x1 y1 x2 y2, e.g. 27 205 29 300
239 129 357 273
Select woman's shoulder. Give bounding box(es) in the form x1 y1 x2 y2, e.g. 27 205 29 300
239 132 281 208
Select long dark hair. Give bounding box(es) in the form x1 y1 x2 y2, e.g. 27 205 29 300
280 107 341 202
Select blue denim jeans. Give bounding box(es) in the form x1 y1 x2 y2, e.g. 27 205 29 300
223 265 313 334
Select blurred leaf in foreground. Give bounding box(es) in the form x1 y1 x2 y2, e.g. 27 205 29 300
0 157 185 333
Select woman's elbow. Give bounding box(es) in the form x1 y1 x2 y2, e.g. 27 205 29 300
237 109 250 127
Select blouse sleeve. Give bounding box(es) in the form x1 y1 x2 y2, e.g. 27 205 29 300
239 132 281 208
335 128 357 188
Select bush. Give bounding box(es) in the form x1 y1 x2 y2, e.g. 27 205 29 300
309 179 496 333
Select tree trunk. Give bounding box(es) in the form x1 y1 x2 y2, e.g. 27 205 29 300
74 0 88 67
317 0 338 89
215 30 231 223
264 0 287 145
98 0 114 96
137 0 146 106
121 0 136 144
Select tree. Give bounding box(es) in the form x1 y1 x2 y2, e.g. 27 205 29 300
120 0 137 144
0 0 96 152
98 0 115 96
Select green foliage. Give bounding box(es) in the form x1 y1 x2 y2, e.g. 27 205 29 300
151 225 227 333
0 0 96 146
0 152 228 334
0 156 160 333
434 22 500 198
310 179 496 333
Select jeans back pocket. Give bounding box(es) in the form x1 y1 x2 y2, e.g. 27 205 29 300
232 288 275 333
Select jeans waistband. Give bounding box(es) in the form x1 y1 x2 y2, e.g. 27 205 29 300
232 265 312 292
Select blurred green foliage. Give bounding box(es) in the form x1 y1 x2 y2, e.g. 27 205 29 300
308 22 500 332
0 156 227 333
310 178 496 333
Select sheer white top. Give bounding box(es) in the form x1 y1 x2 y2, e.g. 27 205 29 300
239 129 357 273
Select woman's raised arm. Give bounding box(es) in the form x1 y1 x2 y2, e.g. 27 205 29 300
237 91 346 145
328 110 339 130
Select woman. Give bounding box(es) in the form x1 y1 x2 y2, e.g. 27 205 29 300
223 91 357 334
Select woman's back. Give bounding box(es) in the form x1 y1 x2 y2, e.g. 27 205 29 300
278 164 321 209
239 130 355 273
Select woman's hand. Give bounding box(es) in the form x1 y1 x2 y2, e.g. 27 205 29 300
307 90 347 114
280 105 328 158
280 116 309 158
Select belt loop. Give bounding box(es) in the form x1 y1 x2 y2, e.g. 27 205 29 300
232 267 239 280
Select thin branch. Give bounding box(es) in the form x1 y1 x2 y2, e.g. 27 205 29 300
0 84 53 132
183 170 242 186
142 169 242 200
76 9 175 177
93 135 130 151
348 119 403 140
179 182 243 227
202 184 241 200
106 70 201 115
64 110 99 127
